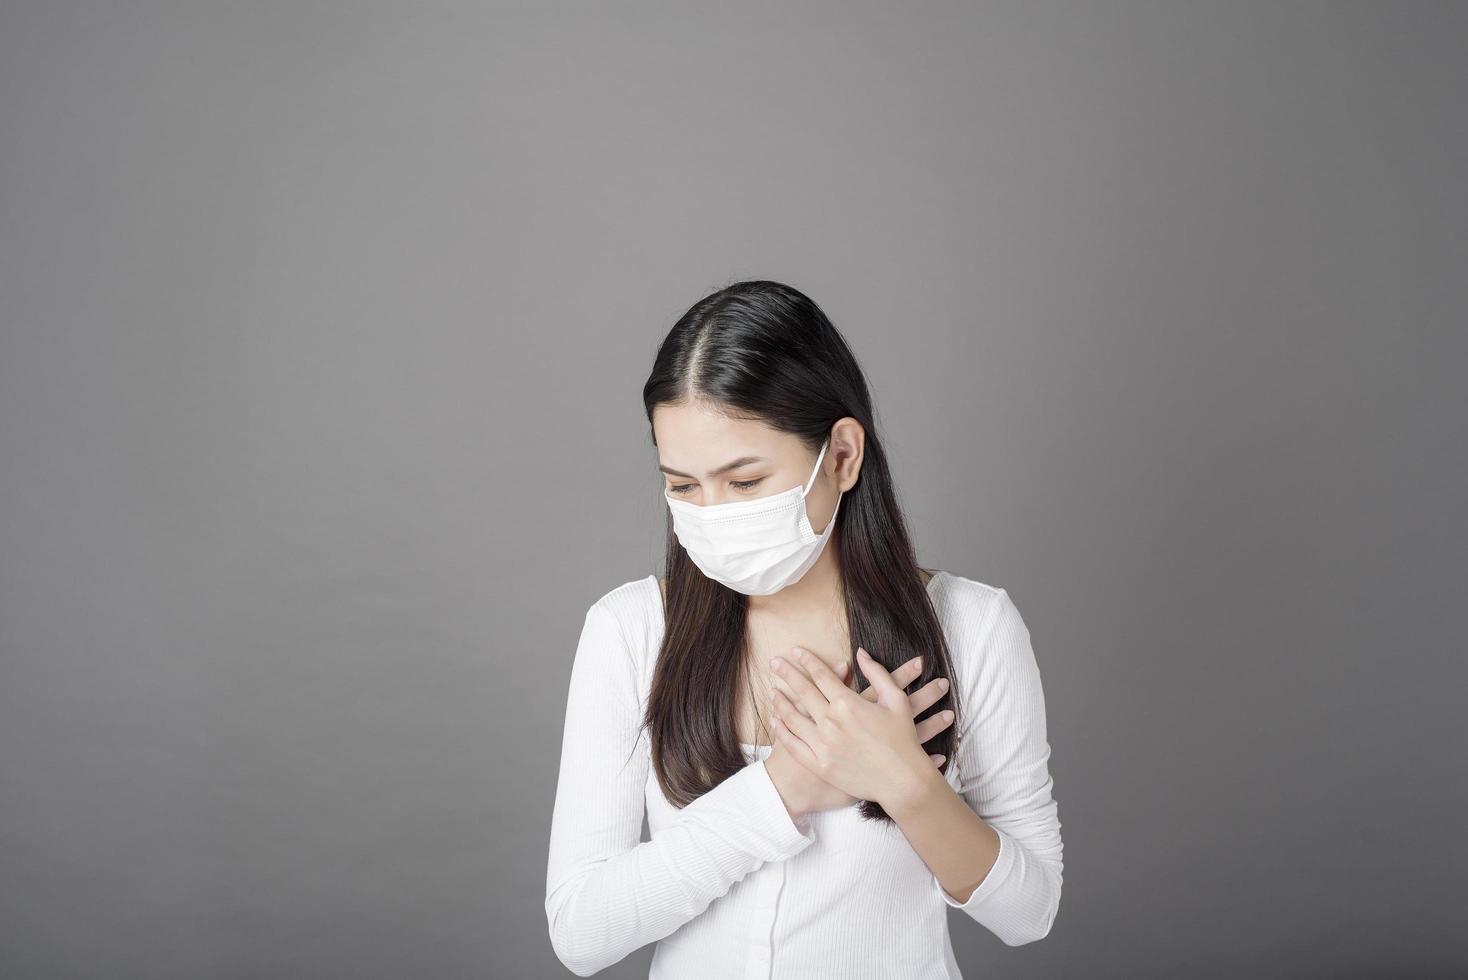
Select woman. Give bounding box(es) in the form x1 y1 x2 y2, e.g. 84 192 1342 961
545 281 1063 978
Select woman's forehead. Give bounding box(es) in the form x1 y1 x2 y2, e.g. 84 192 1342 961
651 407 793 472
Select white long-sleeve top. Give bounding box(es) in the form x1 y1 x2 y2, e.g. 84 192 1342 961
544 570 1063 978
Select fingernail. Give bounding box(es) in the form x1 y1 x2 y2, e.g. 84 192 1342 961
937 754 947 765
771 657 783 670
943 710 954 720
916 656 924 671
938 678 949 691
858 647 870 659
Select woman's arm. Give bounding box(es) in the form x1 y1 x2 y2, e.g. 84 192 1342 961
545 601 817 976
888 587 1064 946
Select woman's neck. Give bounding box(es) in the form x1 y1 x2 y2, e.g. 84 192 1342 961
745 537 845 619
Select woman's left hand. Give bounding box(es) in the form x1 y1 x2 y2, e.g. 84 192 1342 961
769 646 946 808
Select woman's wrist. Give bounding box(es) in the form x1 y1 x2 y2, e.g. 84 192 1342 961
762 751 811 820
874 751 945 821
881 757 948 820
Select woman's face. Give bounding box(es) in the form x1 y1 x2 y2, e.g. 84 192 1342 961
652 403 837 512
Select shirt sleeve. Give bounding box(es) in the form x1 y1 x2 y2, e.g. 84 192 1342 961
545 600 818 976
931 587 1065 946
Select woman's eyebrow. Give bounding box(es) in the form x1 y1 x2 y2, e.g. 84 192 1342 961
658 456 768 479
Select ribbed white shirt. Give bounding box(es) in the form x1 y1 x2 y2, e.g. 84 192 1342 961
545 570 1063 978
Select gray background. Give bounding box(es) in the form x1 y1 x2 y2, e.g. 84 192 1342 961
1 2 1464 978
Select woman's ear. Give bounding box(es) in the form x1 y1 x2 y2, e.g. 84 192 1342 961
829 417 865 493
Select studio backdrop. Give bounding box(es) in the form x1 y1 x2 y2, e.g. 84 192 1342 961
0 3 1463 978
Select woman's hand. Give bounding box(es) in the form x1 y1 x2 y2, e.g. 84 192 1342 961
770 646 949 810
765 651 953 816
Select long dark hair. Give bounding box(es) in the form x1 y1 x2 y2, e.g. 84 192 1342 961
640 280 960 824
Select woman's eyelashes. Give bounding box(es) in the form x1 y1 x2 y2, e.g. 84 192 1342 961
667 478 764 496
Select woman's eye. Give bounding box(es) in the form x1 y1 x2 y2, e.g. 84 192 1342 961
667 478 764 496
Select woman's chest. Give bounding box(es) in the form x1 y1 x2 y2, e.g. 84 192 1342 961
734 619 853 745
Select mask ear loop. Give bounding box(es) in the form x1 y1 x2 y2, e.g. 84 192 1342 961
801 437 831 498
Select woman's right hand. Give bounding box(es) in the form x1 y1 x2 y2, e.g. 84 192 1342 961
765 655 953 819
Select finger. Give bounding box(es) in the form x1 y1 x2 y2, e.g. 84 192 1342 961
906 676 952 718
769 686 816 724
773 688 820 744
768 657 819 719
794 647 856 705
914 707 956 744
855 647 906 708
772 716 821 771
861 655 923 702
772 653 830 720
928 753 947 768
889 655 924 689
895 656 925 690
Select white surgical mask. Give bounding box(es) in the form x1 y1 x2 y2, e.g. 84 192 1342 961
665 437 842 596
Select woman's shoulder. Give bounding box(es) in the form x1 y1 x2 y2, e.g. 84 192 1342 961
588 573 659 607
583 574 663 662
929 572 1041 695
929 571 1029 651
